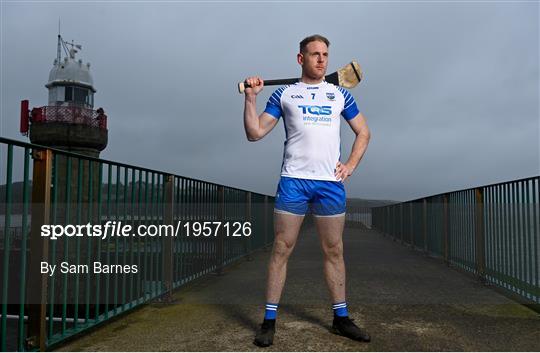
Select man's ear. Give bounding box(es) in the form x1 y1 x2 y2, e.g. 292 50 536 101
297 52 304 65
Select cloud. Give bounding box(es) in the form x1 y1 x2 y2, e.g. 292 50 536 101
1 2 537 201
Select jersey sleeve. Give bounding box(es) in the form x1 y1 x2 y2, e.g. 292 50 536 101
263 87 287 119
337 87 360 120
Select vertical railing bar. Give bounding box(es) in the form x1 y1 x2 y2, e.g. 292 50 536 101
104 163 112 319
113 165 120 314
460 191 464 268
47 153 58 339
466 190 470 270
136 169 143 303
469 190 472 270
143 170 149 301
61 156 72 335
409 202 413 249
73 158 83 330
122 167 128 311
1 144 13 352
18 148 31 350
504 183 510 290
461 190 466 271
202 183 210 274
486 187 492 281
173 177 180 285
194 180 202 277
195 181 199 277
462 191 466 268
455 192 459 266
149 172 155 297
533 178 539 302
517 180 524 295
496 184 502 286
201 182 205 273
475 187 485 280
188 180 192 280
179 178 185 284
182 178 188 283
511 182 518 292
157 174 163 294
464 191 468 269
161 175 166 292
205 183 209 273
85 160 93 324
95 162 103 322
163 174 174 300
525 179 532 298
129 168 136 308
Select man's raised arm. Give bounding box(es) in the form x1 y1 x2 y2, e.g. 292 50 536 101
243 76 279 142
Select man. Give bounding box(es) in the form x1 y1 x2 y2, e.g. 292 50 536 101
243 34 371 347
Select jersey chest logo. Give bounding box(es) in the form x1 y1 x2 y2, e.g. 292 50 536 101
297 105 332 115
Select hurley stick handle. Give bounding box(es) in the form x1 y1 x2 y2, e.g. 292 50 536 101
238 78 300 94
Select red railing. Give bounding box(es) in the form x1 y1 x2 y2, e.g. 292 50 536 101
31 105 107 129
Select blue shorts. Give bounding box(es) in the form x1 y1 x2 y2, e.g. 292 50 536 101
274 176 346 216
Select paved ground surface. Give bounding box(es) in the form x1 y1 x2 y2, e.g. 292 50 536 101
57 224 540 351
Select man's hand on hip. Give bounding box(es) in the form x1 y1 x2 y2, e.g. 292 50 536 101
334 161 354 183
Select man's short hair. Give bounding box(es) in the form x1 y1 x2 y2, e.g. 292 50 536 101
299 34 330 53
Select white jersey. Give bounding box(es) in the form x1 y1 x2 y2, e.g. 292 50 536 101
264 81 360 181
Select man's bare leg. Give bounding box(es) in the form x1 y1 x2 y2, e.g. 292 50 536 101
314 214 371 342
254 212 304 347
314 215 346 303
266 212 305 303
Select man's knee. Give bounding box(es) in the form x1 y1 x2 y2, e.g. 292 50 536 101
271 238 295 260
322 241 343 262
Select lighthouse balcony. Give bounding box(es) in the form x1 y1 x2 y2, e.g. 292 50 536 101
29 105 108 153
30 105 107 129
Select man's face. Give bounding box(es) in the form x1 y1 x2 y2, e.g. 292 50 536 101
298 40 329 80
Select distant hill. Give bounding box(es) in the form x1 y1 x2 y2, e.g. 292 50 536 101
347 198 398 209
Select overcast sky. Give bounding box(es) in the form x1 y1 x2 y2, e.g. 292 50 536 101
1 1 538 201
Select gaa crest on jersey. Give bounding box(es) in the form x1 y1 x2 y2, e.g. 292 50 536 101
326 92 335 101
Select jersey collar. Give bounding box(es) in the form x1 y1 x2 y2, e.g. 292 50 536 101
296 80 326 88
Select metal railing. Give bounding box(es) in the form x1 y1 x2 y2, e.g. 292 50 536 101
0 137 274 351
372 176 540 305
345 206 372 228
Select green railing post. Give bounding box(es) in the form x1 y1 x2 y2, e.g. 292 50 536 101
1 144 13 353
409 202 414 248
245 191 253 260
26 149 53 351
443 193 449 265
400 203 404 244
216 186 225 274
162 175 174 301
385 207 389 237
423 198 428 253
475 187 486 280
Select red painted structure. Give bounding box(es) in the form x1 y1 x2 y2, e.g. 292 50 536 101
20 101 107 135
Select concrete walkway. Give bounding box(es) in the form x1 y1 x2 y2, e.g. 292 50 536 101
57 224 540 351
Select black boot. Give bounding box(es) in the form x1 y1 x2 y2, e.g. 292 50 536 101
332 316 371 342
253 319 276 347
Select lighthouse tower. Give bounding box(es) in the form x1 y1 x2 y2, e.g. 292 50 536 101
19 34 110 316
21 33 108 157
